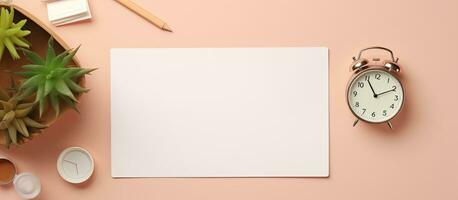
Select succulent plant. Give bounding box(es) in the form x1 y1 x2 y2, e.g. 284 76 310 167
0 89 47 148
0 6 31 61
17 37 95 117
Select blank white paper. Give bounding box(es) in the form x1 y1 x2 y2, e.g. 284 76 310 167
111 48 329 177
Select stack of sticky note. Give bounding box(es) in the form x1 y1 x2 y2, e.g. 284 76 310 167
46 0 92 26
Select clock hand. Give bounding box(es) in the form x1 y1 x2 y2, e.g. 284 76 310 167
63 159 79 175
367 79 378 98
377 88 396 96
63 159 77 165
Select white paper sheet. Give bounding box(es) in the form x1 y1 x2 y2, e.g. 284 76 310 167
111 48 329 177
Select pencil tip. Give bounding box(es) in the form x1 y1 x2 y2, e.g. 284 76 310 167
162 24 173 32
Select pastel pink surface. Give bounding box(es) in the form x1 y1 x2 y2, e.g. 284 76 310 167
1 0 458 199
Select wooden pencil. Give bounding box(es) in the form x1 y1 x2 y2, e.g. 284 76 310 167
115 0 172 32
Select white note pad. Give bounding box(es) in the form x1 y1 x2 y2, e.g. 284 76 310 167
111 48 329 177
46 0 92 26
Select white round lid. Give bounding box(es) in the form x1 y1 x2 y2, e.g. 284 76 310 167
13 173 41 199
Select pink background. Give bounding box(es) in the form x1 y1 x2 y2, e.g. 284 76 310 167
1 0 458 199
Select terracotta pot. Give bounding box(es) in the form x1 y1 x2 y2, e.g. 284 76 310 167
0 4 86 147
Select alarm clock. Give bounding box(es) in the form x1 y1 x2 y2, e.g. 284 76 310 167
346 47 404 129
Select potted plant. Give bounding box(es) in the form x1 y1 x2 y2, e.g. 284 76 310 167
0 4 94 148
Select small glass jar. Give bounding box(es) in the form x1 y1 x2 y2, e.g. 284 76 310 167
0 158 41 199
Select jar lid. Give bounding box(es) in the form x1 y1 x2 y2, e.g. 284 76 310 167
13 173 41 199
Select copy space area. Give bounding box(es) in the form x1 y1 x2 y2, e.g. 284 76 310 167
111 48 328 177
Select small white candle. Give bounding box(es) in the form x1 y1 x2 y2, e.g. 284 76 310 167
13 173 41 199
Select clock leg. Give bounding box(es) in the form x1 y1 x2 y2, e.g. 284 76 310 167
353 119 359 127
387 121 393 129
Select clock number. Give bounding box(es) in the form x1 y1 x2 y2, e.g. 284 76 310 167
392 86 397 90
394 95 399 101
371 112 376 117
383 110 387 116
375 74 381 80
390 104 395 109
355 102 359 107
353 91 357 97
365 75 370 81
358 82 364 88
387 78 390 83
362 108 366 115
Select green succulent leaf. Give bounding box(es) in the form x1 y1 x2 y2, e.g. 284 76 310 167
4 37 19 59
44 79 54 97
50 49 70 68
61 95 79 113
38 98 45 118
16 71 39 77
20 75 43 90
7 7 13 25
62 67 83 78
0 7 30 61
61 46 79 66
15 30 30 37
72 68 96 78
11 36 29 48
46 37 56 64
49 93 59 117
36 85 45 117
21 65 46 76
65 79 88 93
13 19 26 28
21 48 45 65
55 79 76 101
22 64 44 70
5 27 20 36
1 8 8 29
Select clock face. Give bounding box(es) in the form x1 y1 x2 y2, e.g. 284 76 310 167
57 147 94 184
347 69 404 123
